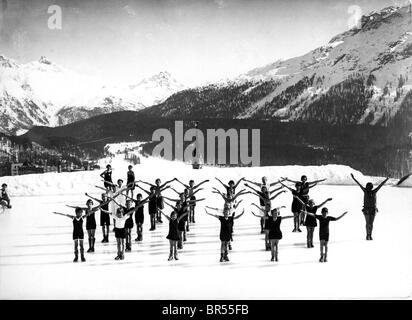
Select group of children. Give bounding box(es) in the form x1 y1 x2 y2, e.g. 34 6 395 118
49 164 390 264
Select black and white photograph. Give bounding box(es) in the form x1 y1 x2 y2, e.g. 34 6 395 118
0 0 411 303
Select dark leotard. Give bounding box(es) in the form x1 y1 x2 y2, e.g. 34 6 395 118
219 216 234 241
166 218 179 240
73 217 84 240
267 216 283 240
305 205 318 227
315 215 337 241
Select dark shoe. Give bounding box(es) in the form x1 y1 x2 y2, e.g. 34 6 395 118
87 248 92 253
297 228 302 232
224 254 229 262
275 255 278 262
120 254 125 260
158 219 163 223
292 228 296 232
183 234 187 242
168 254 173 261
220 254 224 262
271 256 274 262
135 237 139 242
138 234 143 241
101 238 106 243
228 243 232 251
319 255 324 262
186 225 189 232
260 230 265 234
115 255 120 260
174 253 179 260
73 254 78 262
81 254 86 262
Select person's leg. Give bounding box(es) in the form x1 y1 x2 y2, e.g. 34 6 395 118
87 230 92 252
220 241 225 262
224 241 229 261
260 217 264 233
293 213 299 232
319 240 324 262
120 239 125 259
174 240 179 260
101 226 106 242
364 214 369 240
324 242 328 262
270 239 275 261
265 230 270 250
192 207 196 223
91 229 96 251
309 227 314 247
105 225 110 242
183 225 187 241
125 229 129 250
369 214 376 240
79 240 86 261
274 240 279 261
151 214 156 230
168 240 173 260
178 231 183 249
73 240 79 262
116 238 121 259
306 227 310 248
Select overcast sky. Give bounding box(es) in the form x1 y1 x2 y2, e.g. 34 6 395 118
0 0 404 86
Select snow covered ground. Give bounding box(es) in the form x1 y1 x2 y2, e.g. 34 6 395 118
0 144 411 299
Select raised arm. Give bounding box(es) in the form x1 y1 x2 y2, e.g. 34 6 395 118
251 211 265 218
169 187 181 195
269 186 283 194
192 179 209 190
163 201 177 212
159 178 177 189
206 206 219 211
175 179 189 189
95 185 107 192
160 210 171 221
243 178 262 188
335 212 348 221
52 212 75 219
308 178 326 186
139 180 155 188
269 178 286 187
204 209 220 219
252 203 265 213
270 190 286 201
293 195 305 206
177 211 189 222
244 183 260 194
318 198 332 208
374 177 389 192
135 184 151 195
215 177 228 189
308 183 318 189
85 193 101 203
233 199 243 209
233 177 245 189
281 177 300 184
279 180 293 192
233 209 245 220
350 174 366 191
102 179 115 186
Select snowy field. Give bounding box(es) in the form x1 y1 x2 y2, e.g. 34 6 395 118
0 144 411 299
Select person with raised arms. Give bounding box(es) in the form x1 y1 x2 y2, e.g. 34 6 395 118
160 209 189 261
251 207 292 262
305 208 348 262
350 173 389 240
175 179 209 224
204 207 245 262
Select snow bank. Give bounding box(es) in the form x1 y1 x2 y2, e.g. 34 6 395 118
0 150 390 197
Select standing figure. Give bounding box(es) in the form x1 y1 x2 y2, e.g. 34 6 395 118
351 174 389 240
205 207 245 262
0 183 11 209
126 165 136 198
175 179 209 223
85 192 111 243
160 209 189 261
100 165 114 192
305 208 348 262
53 207 95 262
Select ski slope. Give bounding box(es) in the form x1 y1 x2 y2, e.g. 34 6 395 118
0 145 411 299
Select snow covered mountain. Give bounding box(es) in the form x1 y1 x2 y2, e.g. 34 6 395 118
0 56 185 134
143 5 412 133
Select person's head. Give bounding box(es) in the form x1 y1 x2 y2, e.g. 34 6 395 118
261 186 268 193
262 176 267 184
1 183 6 190
228 180 235 187
189 180 194 187
265 202 272 212
75 207 83 218
126 199 132 209
116 207 124 218
150 186 156 194
223 207 230 218
155 178 161 186
366 182 373 191
170 211 178 220
86 199 93 208
301 175 307 183
176 200 182 210
128 165 133 171
321 207 328 217
184 188 189 197
308 199 315 207
179 193 185 201
117 179 123 187
101 193 108 201
106 164 111 170
271 208 279 220
295 182 301 191
136 193 142 201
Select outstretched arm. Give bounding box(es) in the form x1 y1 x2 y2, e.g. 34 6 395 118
102 179 115 186
193 179 209 190
204 209 220 219
270 190 286 201
95 185 107 192
160 210 171 221
308 183 318 189
269 178 286 187
233 177 245 189
318 198 332 208
252 203 265 213
308 178 326 186
269 186 283 195
244 183 260 194
233 209 245 220
281 177 300 184
52 212 75 219
293 195 306 206
335 212 348 221
85 193 101 203
135 184 151 195
251 211 265 218
374 177 389 192
233 200 243 209
279 180 293 192
160 178 177 189
175 179 189 189
169 187 181 195
281 215 294 219
66 205 86 210
350 174 366 191
215 177 228 189
244 178 262 188
177 211 189 222
139 180 155 188
164 201 177 212
191 188 203 197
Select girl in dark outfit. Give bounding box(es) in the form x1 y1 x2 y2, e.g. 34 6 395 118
100 165 114 191
160 209 189 260
175 179 209 224
205 207 245 262
294 196 332 248
252 208 293 261
139 178 177 223
66 198 110 253
0 183 11 208
280 180 317 232
134 193 145 241
126 165 135 198
305 208 347 262
350 174 389 240
135 184 163 231
85 192 111 243
53 207 95 262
